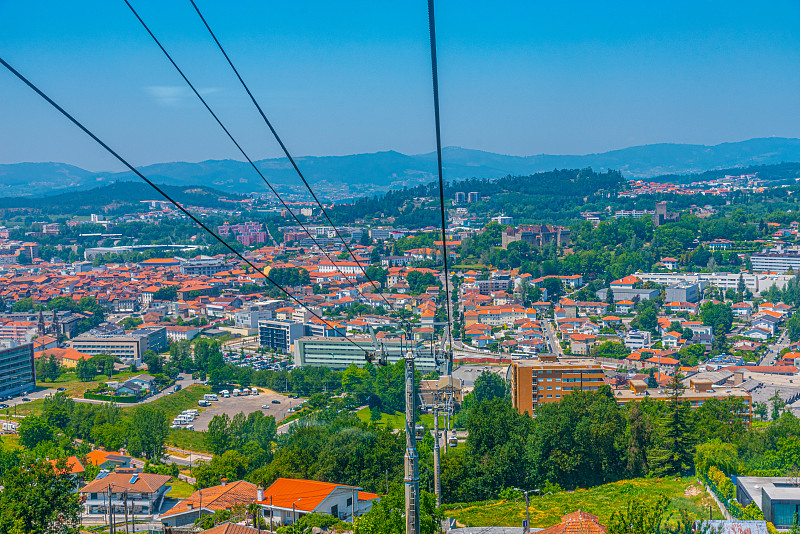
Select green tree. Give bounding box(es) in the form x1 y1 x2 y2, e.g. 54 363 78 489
12 297 34 312
654 374 694 475
143 350 163 374
0 459 81 534
152 285 178 301
608 493 670 534
128 405 168 460
75 359 97 382
771 391 786 421
206 414 232 456
18 416 54 450
354 484 441 534
626 402 654 477
542 277 564 300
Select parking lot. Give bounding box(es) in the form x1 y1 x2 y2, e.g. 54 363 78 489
191 388 299 431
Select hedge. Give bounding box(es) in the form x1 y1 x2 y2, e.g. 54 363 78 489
83 392 139 403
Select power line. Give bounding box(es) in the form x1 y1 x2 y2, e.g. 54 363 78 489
184 0 410 324
0 55 368 354
427 0 454 352
122 0 386 311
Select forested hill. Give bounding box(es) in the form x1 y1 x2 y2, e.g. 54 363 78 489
330 168 627 227
0 182 243 214
649 162 800 185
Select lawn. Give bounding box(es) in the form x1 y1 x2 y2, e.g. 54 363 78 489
0 398 45 418
355 408 436 430
0 434 22 449
122 384 211 420
167 477 197 499
166 428 211 454
442 477 721 528
38 370 139 398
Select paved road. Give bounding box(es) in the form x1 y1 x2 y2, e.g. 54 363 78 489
760 330 790 366
543 319 563 355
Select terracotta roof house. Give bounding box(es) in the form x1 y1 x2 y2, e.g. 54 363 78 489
80 472 171 518
539 510 607 534
160 480 259 527
84 449 133 469
255 478 379 525
202 524 262 534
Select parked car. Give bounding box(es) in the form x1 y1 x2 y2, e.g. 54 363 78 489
56 387 66 392
21 398 30 402
271 399 281 404
261 405 270 409
0 404 9 409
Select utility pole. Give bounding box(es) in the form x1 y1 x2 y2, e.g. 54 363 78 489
123 490 130 534
404 350 420 534
433 402 441 506
514 488 531 534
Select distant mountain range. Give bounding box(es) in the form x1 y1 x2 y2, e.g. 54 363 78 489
3 137 800 199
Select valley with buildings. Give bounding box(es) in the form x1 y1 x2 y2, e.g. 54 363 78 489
3 2 800 534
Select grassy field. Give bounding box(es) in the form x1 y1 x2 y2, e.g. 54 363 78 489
167 477 196 499
355 408 435 429
122 384 211 420
166 428 211 454
442 477 721 528
39 370 139 397
0 434 21 449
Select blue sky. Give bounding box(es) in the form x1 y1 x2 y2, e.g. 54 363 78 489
2 0 800 171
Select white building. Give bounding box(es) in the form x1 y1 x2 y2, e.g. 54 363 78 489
256 478 379 524
635 271 794 295
294 336 438 373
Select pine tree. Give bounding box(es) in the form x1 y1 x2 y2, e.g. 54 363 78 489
654 374 694 475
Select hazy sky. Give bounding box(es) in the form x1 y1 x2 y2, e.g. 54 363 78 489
2 1 800 171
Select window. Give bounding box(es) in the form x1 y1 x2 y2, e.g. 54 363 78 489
347 497 353 506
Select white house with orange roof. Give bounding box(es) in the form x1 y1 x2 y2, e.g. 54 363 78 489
611 275 640 289
660 257 679 270
255 478 379 524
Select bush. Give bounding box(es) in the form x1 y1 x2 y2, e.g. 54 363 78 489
707 466 735 502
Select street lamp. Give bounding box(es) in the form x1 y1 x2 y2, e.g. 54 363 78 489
292 498 302 525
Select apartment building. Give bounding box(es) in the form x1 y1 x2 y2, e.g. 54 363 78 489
510 359 606 415
0 341 36 398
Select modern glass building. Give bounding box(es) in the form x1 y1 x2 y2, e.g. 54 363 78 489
0 341 35 398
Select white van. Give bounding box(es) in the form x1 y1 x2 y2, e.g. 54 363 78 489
221 390 230 398
185 425 195 431
251 388 259 396
232 389 241 397
203 394 218 402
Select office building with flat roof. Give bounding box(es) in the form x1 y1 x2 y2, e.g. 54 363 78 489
737 477 800 528
614 377 751 423
294 336 438 373
68 326 166 366
0 341 35 398
259 320 305 353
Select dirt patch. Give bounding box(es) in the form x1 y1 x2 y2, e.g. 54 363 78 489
685 484 702 497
